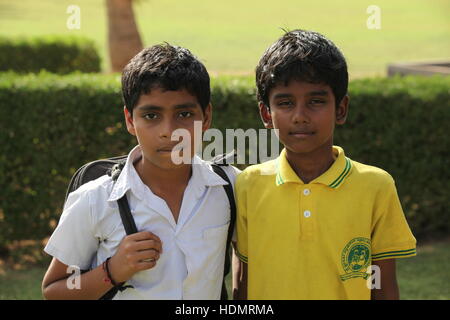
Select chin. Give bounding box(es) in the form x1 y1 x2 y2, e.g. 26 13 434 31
283 136 332 155
282 140 315 154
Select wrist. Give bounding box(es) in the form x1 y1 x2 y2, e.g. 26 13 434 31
102 257 125 286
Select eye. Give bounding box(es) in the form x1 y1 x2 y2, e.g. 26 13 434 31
309 99 326 106
277 100 294 107
143 113 158 120
178 111 193 118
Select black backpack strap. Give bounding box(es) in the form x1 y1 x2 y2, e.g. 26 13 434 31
99 194 136 299
211 164 236 300
107 160 138 235
117 194 138 235
99 160 136 299
210 165 236 250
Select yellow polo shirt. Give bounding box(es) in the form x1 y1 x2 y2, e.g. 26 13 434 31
236 146 416 300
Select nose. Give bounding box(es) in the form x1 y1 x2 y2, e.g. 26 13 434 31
159 118 177 139
292 102 310 124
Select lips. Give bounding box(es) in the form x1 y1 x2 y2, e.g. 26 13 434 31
289 129 315 138
157 145 183 153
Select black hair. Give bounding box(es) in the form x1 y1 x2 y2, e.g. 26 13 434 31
256 29 348 108
121 43 210 113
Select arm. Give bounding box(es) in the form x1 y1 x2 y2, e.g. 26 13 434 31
232 250 248 300
371 259 399 300
370 176 416 300
42 231 162 300
42 257 116 300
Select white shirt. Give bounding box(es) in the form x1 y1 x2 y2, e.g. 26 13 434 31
44 146 240 299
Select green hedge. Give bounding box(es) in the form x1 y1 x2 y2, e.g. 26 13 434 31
0 36 101 74
0 72 448 247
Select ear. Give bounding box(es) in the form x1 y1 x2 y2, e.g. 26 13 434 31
259 102 273 129
202 103 212 132
124 106 136 136
335 95 349 125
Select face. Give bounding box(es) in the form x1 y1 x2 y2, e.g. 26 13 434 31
125 87 211 169
260 80 348 156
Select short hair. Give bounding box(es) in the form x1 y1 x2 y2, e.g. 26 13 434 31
121 43 210 113
255 29 348 108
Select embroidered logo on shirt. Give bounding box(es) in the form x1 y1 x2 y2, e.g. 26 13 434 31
340 237 371 281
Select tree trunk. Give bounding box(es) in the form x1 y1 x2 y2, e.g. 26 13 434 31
106 0 143 72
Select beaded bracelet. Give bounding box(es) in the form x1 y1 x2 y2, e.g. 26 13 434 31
102 257 123 287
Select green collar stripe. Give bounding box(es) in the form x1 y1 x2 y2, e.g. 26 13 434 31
329 158 351 188
278 173 284 185
331 160 351 188
276 170 284 185
328 158 350 188
275 158 284 185
372 248 416 258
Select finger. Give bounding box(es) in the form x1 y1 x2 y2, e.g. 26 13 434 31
128 231 161 243
135 260 157 271
135 249 160 263
134 239 162 253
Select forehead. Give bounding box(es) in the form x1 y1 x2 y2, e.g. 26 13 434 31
135 87 201 110
269 80 334 98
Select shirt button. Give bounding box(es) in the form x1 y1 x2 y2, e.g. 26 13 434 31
304 210 311 218
303 189 311 196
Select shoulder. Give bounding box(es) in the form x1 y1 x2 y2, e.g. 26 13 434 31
207 164 241 193
349 159 396 190
61 174 117 235
65 174 114 208
236 159 277 190
220 164 241 180
54 175 115 240
238 159 277 179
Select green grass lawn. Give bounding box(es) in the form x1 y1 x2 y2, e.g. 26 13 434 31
396 240 450 300
0 0 448 78
1 240 448 300
0 267 46 300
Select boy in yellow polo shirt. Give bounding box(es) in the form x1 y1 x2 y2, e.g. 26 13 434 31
233 29 416 300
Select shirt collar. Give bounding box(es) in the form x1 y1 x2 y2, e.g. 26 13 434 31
276 146 352 188
108 145 143 202
108 146 229 202
192 155 230 187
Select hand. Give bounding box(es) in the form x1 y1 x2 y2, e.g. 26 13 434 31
108 231 163 283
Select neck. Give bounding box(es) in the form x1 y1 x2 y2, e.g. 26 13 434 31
134 157 192 192
285 143 336 184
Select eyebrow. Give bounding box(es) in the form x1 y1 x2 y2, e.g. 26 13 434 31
272 93 293 99
273 90 330 99
136 103 198 112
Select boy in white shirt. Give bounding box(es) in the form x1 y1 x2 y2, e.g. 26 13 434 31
42 44 239 299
